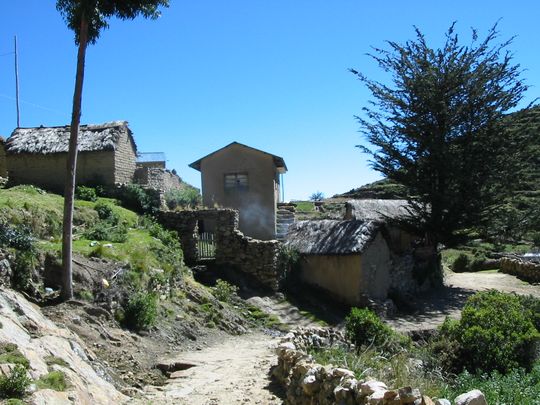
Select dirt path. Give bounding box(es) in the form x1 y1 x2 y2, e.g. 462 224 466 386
138 332 283 405
388 270 540 332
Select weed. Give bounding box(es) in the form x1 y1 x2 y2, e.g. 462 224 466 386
77 289 94 302
11 251 36 292
75 186 98 202
36 370 68 391
0 344 29 369
212 279 238 303
164 187 201 210
43 356 69 368
0 365 31 399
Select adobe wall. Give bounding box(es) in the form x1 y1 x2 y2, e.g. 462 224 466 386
6 151 115 192
113 131 137 184
0 141 7 178
158 208 284 290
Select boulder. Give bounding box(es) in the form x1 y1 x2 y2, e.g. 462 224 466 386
360 380 388 396
454 390 487 405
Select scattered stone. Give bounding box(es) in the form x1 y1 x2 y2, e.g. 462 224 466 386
434 399 451 405
361 380 388 396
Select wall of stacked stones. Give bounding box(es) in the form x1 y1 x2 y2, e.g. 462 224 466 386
157 209 284 290
500 257 540 283
134 166 183 193
274 328 486 405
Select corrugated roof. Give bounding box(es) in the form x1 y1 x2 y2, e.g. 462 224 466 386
285 219 381 255
137 152 166 163
5 121 136 154
189 142 287 172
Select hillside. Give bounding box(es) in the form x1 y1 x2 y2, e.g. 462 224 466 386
334 179 409 200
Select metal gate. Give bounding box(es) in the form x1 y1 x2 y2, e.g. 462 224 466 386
198 232 216 260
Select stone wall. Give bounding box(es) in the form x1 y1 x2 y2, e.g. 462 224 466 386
113 131 137 184
500 256 540 283
158 208 284 290
274 327 483 405
134 166 183 193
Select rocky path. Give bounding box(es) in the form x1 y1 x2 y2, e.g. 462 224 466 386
139 332 283 405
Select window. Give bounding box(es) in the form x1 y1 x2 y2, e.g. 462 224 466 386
224 173 248 191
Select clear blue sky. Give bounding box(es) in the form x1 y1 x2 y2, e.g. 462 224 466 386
1 1 539 200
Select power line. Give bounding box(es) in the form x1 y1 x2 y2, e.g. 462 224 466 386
0 93 62 114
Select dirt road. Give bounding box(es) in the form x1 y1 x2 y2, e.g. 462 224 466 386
139 332 283 405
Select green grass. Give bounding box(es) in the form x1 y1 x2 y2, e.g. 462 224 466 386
294 201 315 212
44 356 69 369
36 371 68 391
0 344 29 369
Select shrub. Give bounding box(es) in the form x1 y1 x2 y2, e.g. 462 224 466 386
164 187 201 210
532 232 540 247
115 184 160 216
121 292 158 331
84 222 128 243
11 251 36 292
345 308 405 352
452 253 470 273
213 279 238 303
0 344 30 369
75 186 98 202
36 371 68 391
0 222 35 252
94 202 119 224
309 191 324 201
0 365 31 399
437 290 539 374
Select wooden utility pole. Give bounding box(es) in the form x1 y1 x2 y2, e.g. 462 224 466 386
14 36 20 128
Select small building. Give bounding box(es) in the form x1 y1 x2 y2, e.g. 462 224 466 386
189 142 287 240
136 152 166 169
286 199 431 305
5 121 137 191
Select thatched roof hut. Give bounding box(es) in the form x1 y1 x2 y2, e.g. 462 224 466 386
286 219 381 255
5 121 136 155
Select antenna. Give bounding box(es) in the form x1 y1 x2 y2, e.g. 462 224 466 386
14 36 20 128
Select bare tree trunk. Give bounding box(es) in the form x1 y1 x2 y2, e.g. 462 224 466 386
61 15 89 301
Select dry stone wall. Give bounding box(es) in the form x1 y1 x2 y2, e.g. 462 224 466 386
134 166 183 193
500 256 540 283
158 208 285 290
274 328 486 405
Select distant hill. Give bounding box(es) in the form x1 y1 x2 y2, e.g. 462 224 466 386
334 179 409 200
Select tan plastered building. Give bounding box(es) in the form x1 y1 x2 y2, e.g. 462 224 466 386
190 142 287 240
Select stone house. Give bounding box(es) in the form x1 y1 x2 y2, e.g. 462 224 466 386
4 121 137 192
189 142 287 240
285 199 432 305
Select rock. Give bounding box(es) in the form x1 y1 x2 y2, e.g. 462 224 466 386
101 278 109 288
368 389 387 404
434 399 451 405
301 374 320 395
277 342 296 352
333 367 355 378
29 389 72 405
454 390 487 405
361 380 388 396
398 386 422 403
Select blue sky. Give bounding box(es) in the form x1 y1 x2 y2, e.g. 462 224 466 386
1 1 539 200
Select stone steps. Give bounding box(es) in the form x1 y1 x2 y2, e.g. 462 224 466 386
276 209 296 240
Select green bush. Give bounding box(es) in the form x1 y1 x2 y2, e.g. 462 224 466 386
437 290 540 374
451 252 486 272
213 279 238 303
121 292 158 331
83 222 128 243
0 222 35 252
0 365 31 399
345 308 405 352
94 202 119 224
164 187 201 210
0 344 30 369
11 251 36 292
115 184 160 216
75 186 98 202
532 232 540 247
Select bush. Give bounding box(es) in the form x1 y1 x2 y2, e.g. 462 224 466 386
532 232 540 247
94 202 119 224
0 365 31 399
213 279 238 303
309 191 324 201
0 222 35 252
121 292 158 331
115 184 160 216
83 222 128 243
75 186 98 202
11 251 36 292
451 252 486 273
436 290 540 374
164 187 201 210
345 308 405 352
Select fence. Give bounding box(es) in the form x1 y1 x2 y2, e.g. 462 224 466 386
198 232 216 260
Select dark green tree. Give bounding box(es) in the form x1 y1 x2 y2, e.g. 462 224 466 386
353 23 529 246
56 0 169 300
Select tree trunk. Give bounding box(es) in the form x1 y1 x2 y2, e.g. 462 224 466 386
61 15 89 301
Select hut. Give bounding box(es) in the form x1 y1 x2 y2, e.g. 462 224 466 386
286 199 431 305
4 121 137 192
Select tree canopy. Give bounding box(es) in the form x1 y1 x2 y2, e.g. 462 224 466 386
57 0 169 44
353 23 531 245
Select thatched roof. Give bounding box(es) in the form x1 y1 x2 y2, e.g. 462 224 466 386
285 219 381 255
6 121 136 154
345 199 410 221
